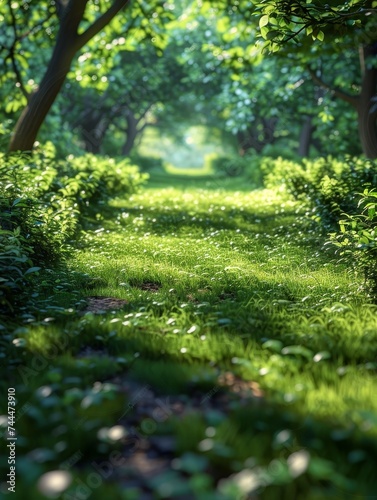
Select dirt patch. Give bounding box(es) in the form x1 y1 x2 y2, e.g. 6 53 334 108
217 371 264 398
136 282 161 292
83 296 128 313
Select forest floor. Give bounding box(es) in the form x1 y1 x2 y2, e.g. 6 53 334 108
3 173 377 499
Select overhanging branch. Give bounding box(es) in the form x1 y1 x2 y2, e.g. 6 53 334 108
77 0 131 50
307 66 359 108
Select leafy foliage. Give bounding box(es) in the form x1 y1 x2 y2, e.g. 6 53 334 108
331 188 377 296
0 145 146 313
263 154 377 294
6 174 377 498
264 155 377 228
252 0 377 50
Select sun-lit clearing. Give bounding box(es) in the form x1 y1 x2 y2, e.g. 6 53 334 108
11 172 377 497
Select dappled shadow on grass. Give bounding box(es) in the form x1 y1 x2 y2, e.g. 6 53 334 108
9 315 377 498
103 199 326 255
4 176 377 497
111 204 288 234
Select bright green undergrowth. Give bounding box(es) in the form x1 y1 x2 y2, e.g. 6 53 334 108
2 174 377 499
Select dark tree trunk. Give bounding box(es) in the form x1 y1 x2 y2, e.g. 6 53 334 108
357 45 377 158
122 110 138 156
298 115 315 157
9 36 77 152
237 117 278 155
308 44 377 158
81 115 110 154
8 0 130 152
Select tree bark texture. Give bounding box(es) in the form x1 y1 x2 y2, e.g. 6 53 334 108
9 37 77 152
122 110 138 156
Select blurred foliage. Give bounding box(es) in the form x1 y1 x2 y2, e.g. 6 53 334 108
0 0 368 158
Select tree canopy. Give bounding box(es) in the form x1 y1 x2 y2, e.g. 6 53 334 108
0 0 376 157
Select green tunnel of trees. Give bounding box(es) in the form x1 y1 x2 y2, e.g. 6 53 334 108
1 0 377 159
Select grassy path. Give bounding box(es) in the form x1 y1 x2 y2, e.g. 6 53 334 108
6 176 377 499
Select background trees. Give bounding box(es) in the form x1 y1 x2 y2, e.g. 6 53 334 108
0 0 376 158
250 0 377 157
1 0 171 152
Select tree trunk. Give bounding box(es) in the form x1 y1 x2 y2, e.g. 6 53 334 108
237 117 278 155
357 45 377 158
309 45 377 159
9 35 77 152
298 115 315 157
122 110 138 156
81 115 110 154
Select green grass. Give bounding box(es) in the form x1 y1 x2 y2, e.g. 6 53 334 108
2 173 377 499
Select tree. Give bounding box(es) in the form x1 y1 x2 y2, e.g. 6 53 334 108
3 0 171 153
190 1 360 157
307 44 377 158
62 45 188 156
251 0 377 157
7 0 132 152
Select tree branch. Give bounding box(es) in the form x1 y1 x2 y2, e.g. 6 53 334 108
307 66 359 108
77 0 131 50
7 0 30 100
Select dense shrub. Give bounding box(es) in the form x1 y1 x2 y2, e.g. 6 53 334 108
0 144 147 313
330 189 377 297
264 154 377 296
260 143 302 163
0 227 39 311
264 155 377 229
209 154 246 177
129 153 166 172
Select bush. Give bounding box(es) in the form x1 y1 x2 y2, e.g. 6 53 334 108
129 153 166 172
264 155 377 230
263 154 377 297
218 156 246 177
330 189 377 297
0 227 40 312
0 144 147 312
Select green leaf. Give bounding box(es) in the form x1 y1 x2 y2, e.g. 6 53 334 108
259 15 269 28
281 345 313 359
24 266 41 275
